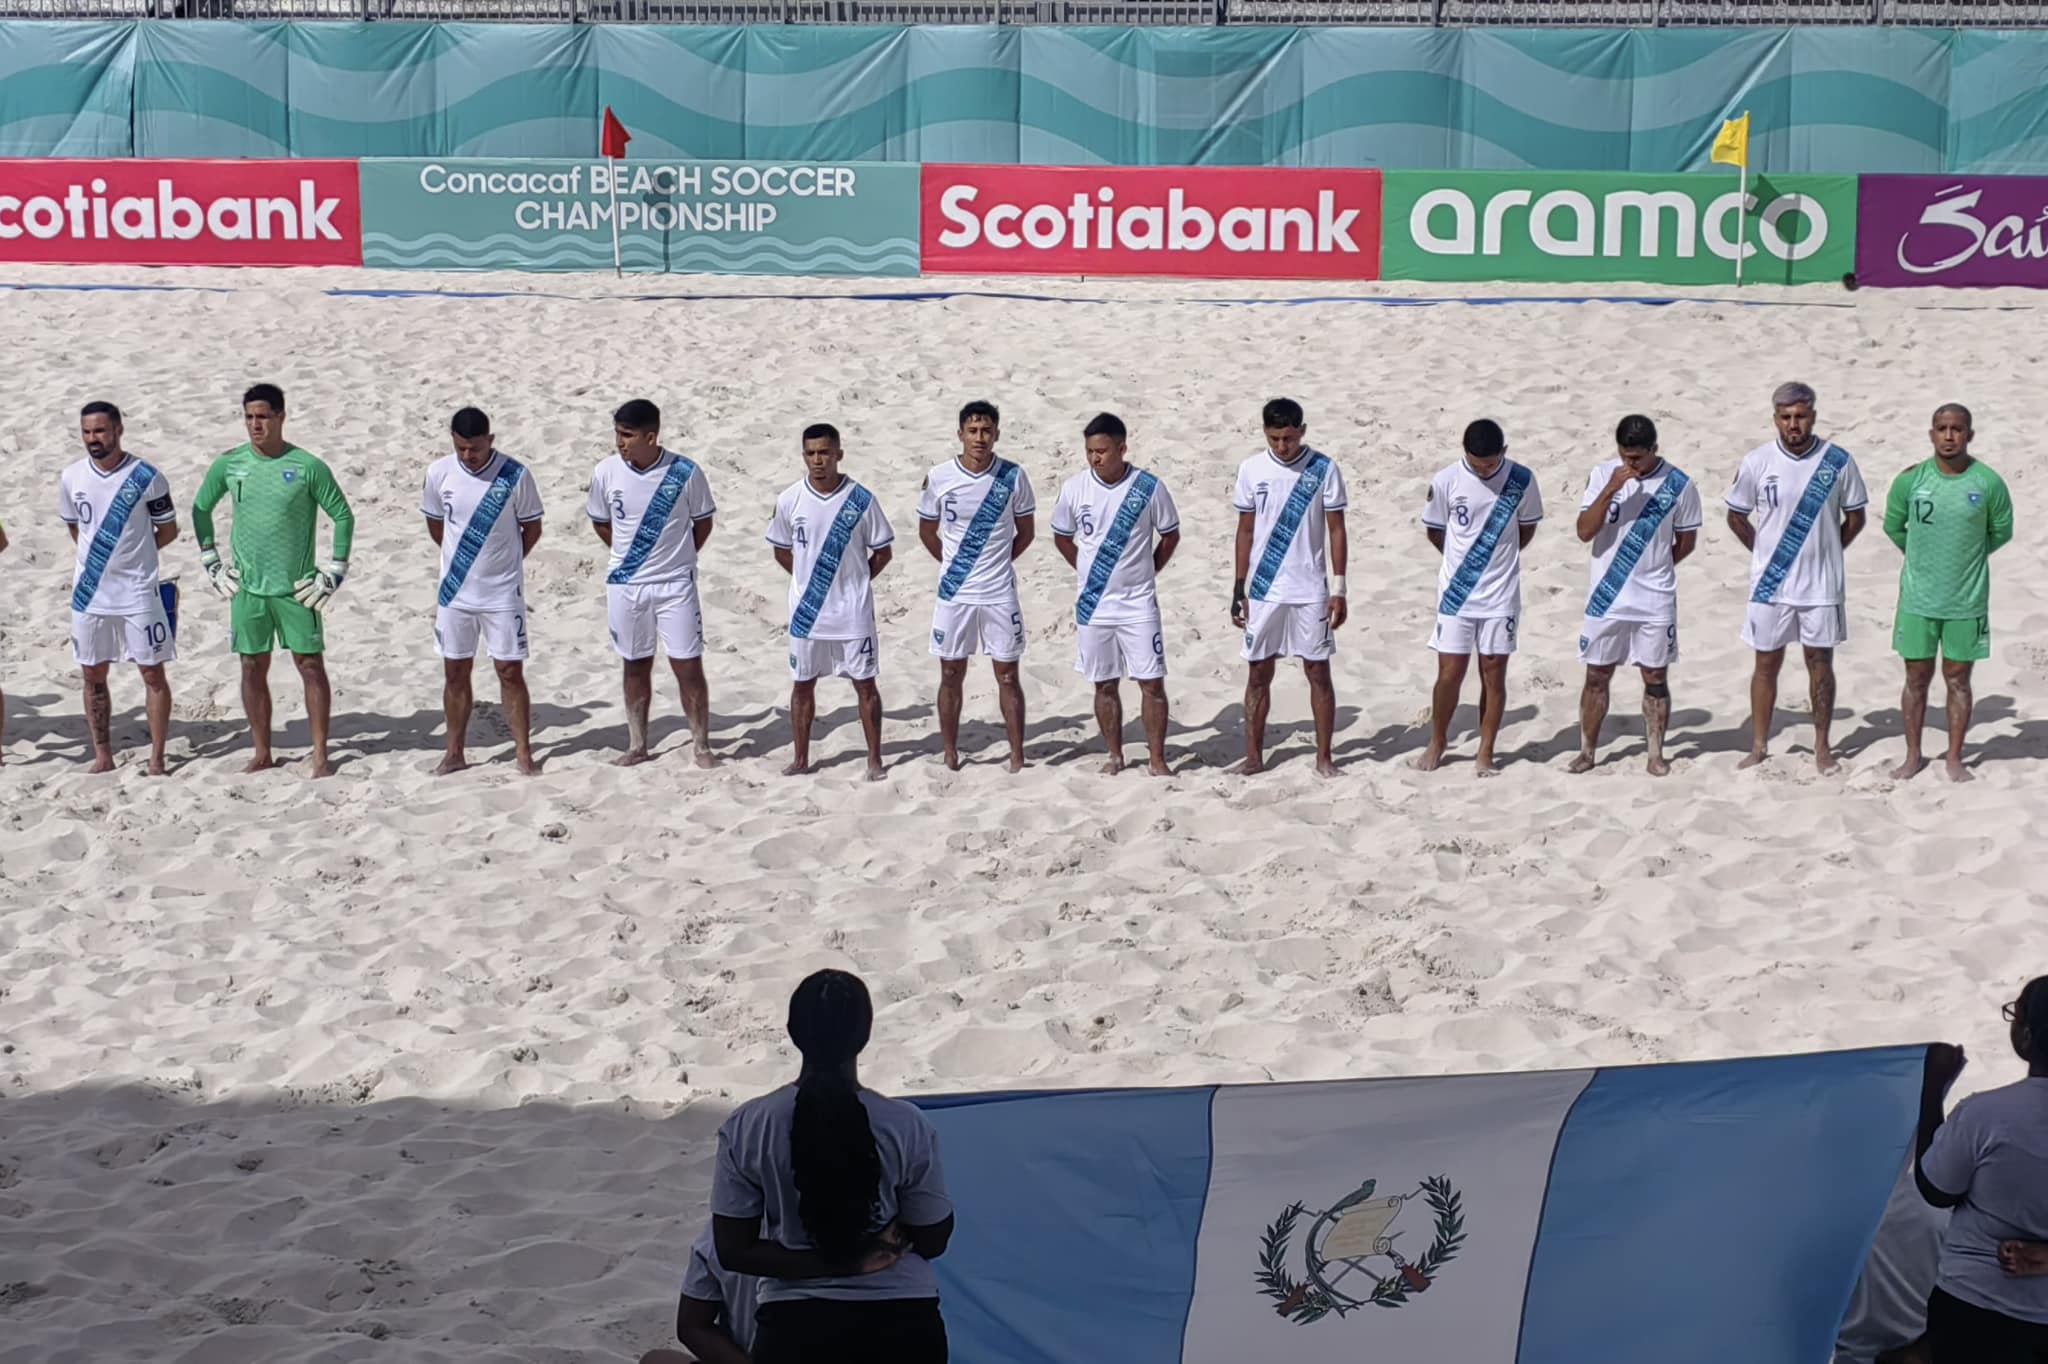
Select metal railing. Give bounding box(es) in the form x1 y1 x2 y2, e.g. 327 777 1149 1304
6 0 2048 23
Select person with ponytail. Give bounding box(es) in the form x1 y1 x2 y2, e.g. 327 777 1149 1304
1914 975 2048 1361
711 969 954 1364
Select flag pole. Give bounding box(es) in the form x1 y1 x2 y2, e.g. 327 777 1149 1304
1736 154 1746 290
608 161 622 279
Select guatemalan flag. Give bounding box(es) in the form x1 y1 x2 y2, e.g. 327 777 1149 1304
914 1045 1925 1364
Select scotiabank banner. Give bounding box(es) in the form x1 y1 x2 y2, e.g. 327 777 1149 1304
0 159 361 267
921 165 1382 279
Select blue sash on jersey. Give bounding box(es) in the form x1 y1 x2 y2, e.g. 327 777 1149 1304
1586 467 1691 620
437 456 525 608
1438 462 1532 617
1750 443 1849 606
1076 471 1159 626
607 454 699 586
1247 452 1330 602
791 484 873 640
70 459 159 613
937 459 1019 603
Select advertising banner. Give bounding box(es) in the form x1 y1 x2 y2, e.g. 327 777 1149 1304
1856 175 2048 288
0 159 360 267
357 159 920 276
921 165 1383 280
1380 172 1856 287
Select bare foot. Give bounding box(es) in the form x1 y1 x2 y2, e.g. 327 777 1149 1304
1892 755 1928 781
613 749 652 769
1413 748 1445 773
87 755 115 774
1737 749 1767 770
309 760 337 780
515 753 541 777
1474 759 1500 778
1646 756 1671 777
694 748 718 770
781 759 812 777
1234 755 1266 775
243 753 278 774
146 758 167 778
1007 755 1027 774
864 762 886 783
1566 752 1596 774
1101 755 1125 775
434 754 469 777
1946 760 1973 784
1815 751 1841 776
1314 758 1340 778
943 751 961 772
1148 759 1170 778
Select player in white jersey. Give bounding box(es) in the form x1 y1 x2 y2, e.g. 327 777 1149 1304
588 398 718 769
60 401 178 775
1725 381 1868 774
1051 412 1181 776
1419 419 1544 776
640 1220 759 1364
422 407 545 777
1230 397 1348 777
1569 415 1702 777
769 422 894 781
919 399 1035 772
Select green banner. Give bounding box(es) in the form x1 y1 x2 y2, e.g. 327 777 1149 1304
358 159 920 276
1380 172 1857 286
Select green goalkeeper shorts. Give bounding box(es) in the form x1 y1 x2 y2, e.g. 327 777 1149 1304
231 592 324 656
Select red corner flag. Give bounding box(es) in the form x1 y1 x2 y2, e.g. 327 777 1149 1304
600 106 631 159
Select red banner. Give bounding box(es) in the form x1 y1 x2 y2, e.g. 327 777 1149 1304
0 159 361 267
921 164 1382 280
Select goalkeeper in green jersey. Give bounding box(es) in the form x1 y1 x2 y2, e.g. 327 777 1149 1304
191 384 355 778
1883 403 2014 783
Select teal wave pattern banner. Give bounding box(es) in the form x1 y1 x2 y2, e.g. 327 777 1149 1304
5 22 2048 172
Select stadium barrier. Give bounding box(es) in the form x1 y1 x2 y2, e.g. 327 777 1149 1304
2 155 2044 290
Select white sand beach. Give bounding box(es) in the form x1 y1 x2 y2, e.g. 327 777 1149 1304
0 265 2041 1360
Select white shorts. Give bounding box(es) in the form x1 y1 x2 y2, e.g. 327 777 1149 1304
1076 615 1166 683
1743 601 1846 651
790 634 879 683
71 603 175 667
436 604 528 662
1431 613 1518 656
607 580 704 661
930 598 1023 662
1241 599 1333 662
1579 617 1678 669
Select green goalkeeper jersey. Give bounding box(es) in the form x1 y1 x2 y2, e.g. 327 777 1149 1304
191 443 355 598
1882 457 2013 619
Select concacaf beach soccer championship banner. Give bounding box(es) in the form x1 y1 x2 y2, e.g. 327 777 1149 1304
915 1045 1925 1364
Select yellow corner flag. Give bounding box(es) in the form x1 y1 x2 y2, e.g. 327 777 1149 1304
1711 112 1750 169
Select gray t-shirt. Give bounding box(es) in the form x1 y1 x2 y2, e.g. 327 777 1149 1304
1834 1157 1945 1363
1921 1076 2048 1324
711 1083 953 1304
681 1225 758 1352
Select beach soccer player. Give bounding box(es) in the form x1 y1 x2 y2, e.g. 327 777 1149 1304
1726 381 1867 775
1231 397 1347 777
640 1220 760 1364
588 398 718 769
768 423 893 780
191 383 355 778
1569 414 1702 777
1419 419 1544 776
1883 403 2014 783
61 401 180 775
919 400 1035 772
1051 412 1180 776
421 407 544 776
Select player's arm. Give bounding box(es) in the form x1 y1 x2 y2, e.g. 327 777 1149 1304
869 544 893 579
1724 508 1756 552
1231 510 1254 626
311 462 356 565
1426 528 1446 554
903 1212 955 1261
773 546 793 575
1518 522 1537 549
1883 473 1912 551
1577 465 1632 542
592 519 614 548
1325 510 1348 629
918 516 944 563
674 1296 749 1364
1153 528 1180 574
1914 1044 1969 1210
1989 479 2015 554
712 1214 891 1280
1010 512 1035 560
190 458 227 549
692 515 714 552
424 515 445 546
519 519 543 555
154 520 179 549
1672 529 1699 565
1839 506 1867 550
1052 529 1078 568
0 522 8 554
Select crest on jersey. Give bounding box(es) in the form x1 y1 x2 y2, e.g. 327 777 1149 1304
1256 1175 1465 1326
281 469 297 483
1968 491 1983 505
932 629 946 646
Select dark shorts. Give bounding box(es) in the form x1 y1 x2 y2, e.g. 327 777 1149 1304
752 1296 946 1364
1926 1286 2048 1363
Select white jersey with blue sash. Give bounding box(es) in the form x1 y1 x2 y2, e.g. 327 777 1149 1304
919 456 1037 606
1580 459 1704 623
59 454 176 616
1052 467 1181 627
769 476 895 641
1726 438 1868 608
422 451 545 613
1233 448 1349 606
587 449 717 587
1425 458 1546 619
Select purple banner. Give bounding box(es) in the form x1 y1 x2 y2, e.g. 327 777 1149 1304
1857 175 2048 289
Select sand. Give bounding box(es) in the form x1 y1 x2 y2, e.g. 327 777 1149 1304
0 264 2042 1360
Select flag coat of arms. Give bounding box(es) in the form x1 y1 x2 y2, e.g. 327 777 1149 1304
915 1045 1924 1364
